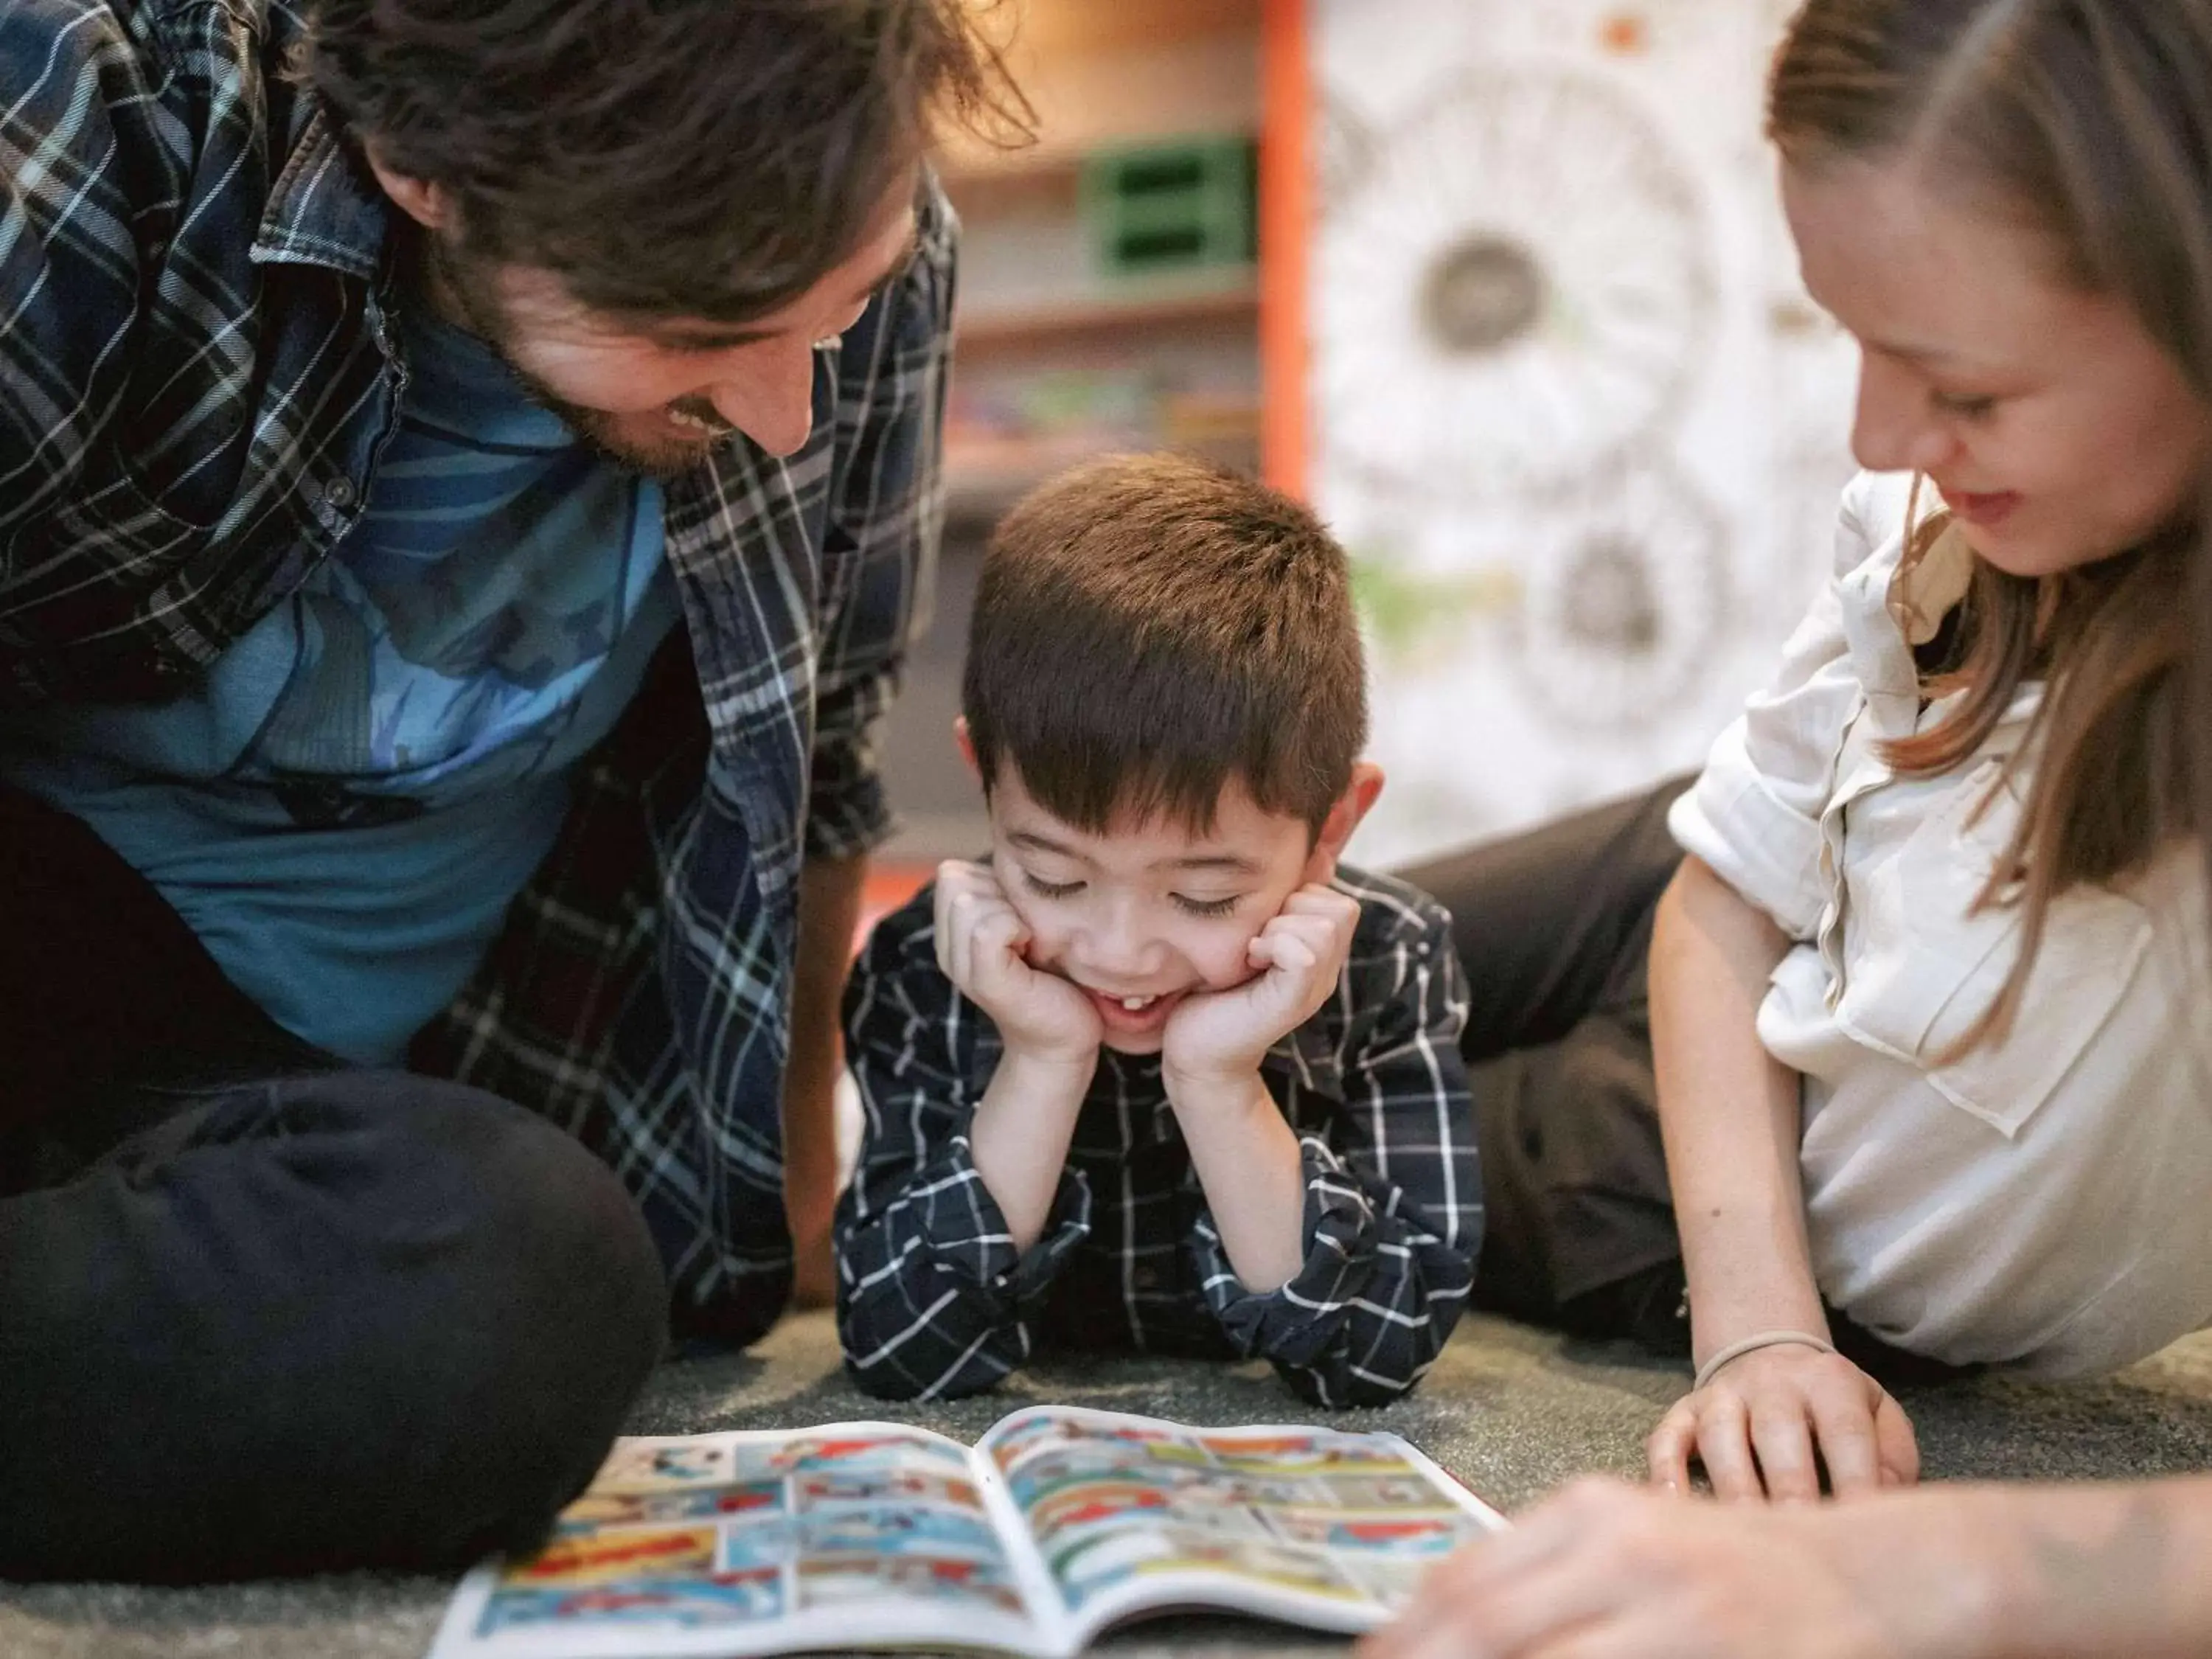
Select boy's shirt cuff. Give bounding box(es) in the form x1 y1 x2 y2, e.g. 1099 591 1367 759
1189 1135 1378 1363
911 1133 1094 1303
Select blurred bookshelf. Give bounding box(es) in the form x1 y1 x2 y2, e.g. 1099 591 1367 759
883 0 1269 863
956 282 1259 352
938 0 1262 180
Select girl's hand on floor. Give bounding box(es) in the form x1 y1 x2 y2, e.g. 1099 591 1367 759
1646 1343 1919 1500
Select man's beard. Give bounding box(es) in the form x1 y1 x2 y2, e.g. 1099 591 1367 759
426 233 735 482
535 393 731 484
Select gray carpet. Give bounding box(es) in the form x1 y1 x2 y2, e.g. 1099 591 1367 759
10 1311 2212 1659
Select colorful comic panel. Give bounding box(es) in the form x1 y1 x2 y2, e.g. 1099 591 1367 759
557 1478 786 1534
500 1526 719 1590
1313 1474 1454 1510
591 1439 738 1495
1038 1496 1272 1571
984 1411 1075 1473
1023 1479 1178 1540
796 1504 1004 1559
1262 1509 1469 1554
795 1551 1027 1617
795 1468 985 1512
987 1412 1192 1475
1012 1448 1354 1521
1004 1444 1221 1512
1021 1458 1402 1529
717 1517 799 1574
474 1567 783 1635
1133 1439 1218 1472
1121 1500 1274 1543
1195 1433 1421 1478
1004 1447 1122 1512
730 1431 971 1484
1052 1526 1367 1615
1208 1475 1336 1508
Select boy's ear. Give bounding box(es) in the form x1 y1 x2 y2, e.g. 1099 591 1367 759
1305 762 1385 883
953 717 980 779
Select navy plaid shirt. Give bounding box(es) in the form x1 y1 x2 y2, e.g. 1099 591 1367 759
835 866 1483 1408
0 0 951 1342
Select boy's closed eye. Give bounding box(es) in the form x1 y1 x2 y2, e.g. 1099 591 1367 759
1172 893 1243 919
1018 870 1085 901
1015 868 1245 920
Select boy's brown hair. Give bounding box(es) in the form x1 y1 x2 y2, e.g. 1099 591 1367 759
963 453 1368 839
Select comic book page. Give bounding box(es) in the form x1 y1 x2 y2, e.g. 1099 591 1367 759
978 1406 1504 1648
426 1423 1062 1659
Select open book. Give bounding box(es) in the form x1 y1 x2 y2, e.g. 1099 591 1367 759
428 1405 1504 1658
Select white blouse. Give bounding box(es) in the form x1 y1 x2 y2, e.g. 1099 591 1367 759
1671 470 2212 1377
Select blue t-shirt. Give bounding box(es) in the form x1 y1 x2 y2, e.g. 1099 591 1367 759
0 309 681 1062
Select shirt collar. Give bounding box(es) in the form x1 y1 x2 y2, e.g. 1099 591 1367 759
251 91 390 280
1888 513 1977 648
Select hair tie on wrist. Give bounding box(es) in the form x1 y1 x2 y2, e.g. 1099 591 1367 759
1693 1329 1835 1392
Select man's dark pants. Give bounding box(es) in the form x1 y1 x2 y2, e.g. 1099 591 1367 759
0 783 667 1582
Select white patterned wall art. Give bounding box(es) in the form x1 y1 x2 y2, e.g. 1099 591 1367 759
1314 0 1860 865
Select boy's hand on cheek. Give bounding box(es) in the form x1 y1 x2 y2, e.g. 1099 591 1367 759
1163 883 1359 1088
933 860 1102 1064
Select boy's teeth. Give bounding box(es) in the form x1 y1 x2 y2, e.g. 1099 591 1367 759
1121 995 1152 1010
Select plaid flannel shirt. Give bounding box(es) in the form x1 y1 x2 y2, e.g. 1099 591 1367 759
0 0 951 1343
835 865 1482 1408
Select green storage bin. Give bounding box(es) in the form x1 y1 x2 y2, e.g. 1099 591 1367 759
1080 136 1257 282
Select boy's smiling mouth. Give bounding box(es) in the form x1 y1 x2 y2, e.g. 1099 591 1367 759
1078 984 1187 1037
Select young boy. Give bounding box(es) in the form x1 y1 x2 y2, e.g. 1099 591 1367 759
835 453 1481 1407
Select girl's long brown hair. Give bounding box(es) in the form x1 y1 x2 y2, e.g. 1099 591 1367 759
1770 0 2212 1048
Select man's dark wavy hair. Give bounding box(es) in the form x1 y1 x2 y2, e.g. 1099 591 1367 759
301 0 1028 321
